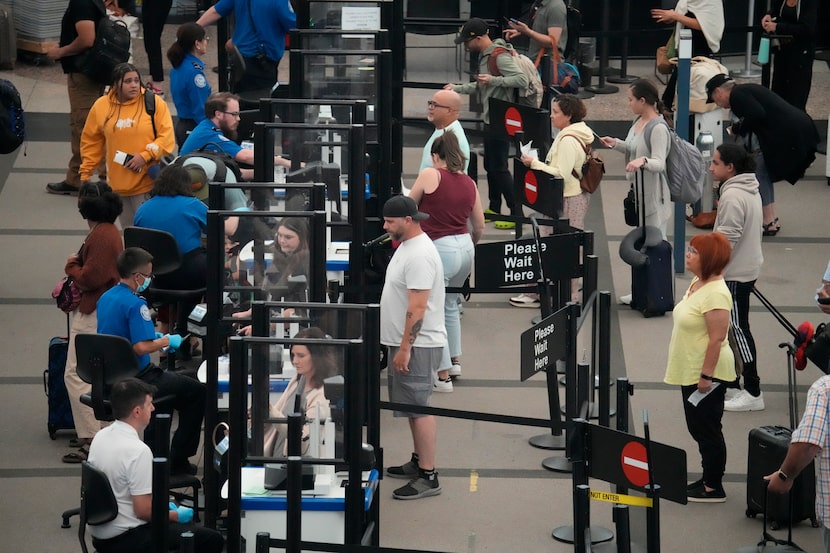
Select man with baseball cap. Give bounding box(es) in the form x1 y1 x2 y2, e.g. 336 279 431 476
705 73 819 235
380 195 447 500
446 18 529 229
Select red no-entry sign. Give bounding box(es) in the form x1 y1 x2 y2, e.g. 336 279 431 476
621 442 650 488
524 170 538 204
504 106 523 136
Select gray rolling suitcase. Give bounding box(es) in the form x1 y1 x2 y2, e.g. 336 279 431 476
0 4 15 70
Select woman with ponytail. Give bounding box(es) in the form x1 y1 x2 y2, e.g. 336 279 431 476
600 79 674 305
168 23 212 150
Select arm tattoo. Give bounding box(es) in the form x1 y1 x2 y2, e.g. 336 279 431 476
408 319 423 345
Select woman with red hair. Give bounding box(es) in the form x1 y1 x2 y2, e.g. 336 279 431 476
664 231 735 503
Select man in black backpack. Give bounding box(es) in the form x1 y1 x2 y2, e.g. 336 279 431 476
46 0 109 195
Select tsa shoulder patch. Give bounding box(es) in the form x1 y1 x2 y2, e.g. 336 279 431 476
140 304 152 322
194 73 207 88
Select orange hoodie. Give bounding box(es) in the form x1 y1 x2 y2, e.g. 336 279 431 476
80 87 175 196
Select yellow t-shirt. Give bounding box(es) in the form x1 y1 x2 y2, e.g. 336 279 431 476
664 278 735 386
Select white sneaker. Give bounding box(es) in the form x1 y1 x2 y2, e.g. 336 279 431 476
433 377 453 393
509 293 540 308
619 294 632 305
724 388 741 402
449 363 462 377
724 390 765 412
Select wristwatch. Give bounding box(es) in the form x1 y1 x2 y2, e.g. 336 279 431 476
777 470 789 482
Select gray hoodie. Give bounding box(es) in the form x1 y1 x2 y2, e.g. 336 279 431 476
714 172 763 282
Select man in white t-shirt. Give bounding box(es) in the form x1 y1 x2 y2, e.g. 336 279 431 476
419 89 470 174
380 196 446 500
86 378 224 553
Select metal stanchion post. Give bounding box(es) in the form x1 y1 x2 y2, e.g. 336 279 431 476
585 0 619 94
255 532 271 553
673 30 692 273
179 531 195 553
607 1 638 84
285 413 304 553
732 0 762 78
152 457 170 553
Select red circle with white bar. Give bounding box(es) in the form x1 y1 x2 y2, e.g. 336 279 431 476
524 170 538 204
504 107 523 136
621 442 650 488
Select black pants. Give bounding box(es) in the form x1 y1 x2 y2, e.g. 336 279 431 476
483 131 515 213
771 47 813 111
93 522 224 553
681 383 727 489
139 365 205 466
142 0 173 82
727 279 759 396
234 56 279 96
154 248 207 336
174 118 197 152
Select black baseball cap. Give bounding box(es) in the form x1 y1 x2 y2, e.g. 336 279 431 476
455 18 489 44
705 73 733 103
382 195 429 221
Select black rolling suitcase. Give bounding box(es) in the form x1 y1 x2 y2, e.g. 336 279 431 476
745 343 818 529
44 335 74 439
630 167 674 317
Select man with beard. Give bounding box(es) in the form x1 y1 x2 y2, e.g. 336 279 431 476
180 92 289 180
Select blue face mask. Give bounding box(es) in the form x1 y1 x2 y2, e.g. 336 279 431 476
136 275 152 293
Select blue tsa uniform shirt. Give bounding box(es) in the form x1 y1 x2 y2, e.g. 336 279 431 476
170 53 211 123
97 283 157 370
214 0 296 63
179 119 243 157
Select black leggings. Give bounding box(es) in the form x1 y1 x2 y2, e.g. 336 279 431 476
142 0 173 82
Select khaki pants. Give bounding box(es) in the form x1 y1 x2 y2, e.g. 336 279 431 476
66 73 106 185
64 310 102 440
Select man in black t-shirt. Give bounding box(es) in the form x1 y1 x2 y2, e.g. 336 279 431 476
46 0 108 195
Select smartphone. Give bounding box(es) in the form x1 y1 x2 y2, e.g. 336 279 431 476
818 297 830 305
114 150 134 165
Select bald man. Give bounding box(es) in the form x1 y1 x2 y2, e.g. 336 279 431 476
419 89 470 173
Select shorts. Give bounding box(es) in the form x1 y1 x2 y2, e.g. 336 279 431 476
387 346 442 418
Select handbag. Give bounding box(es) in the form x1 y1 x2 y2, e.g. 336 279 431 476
623 184 638 226
566 136 604 194
52 276 82 313
656 32 677 75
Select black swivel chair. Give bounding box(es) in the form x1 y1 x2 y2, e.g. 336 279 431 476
78 461 118 553
123 226 206 371
61 334 201 528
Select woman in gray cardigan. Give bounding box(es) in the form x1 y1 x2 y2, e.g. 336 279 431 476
600 79 673 304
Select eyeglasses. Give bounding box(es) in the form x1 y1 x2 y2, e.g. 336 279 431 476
134 271 153 279
427 100 452 110
686 246 698 255
221 111 241 118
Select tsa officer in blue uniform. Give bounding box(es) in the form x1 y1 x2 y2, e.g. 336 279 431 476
168 23 212 150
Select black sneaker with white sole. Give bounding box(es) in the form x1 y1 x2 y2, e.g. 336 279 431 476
386 453 419 479
392 474 441 500
687 483 726 503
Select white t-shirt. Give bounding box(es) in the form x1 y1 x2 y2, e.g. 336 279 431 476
419 120 471 174
87 420 154 540
380 232 446 348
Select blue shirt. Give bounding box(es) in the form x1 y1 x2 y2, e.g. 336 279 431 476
97 283 156 370
214 0 296 62
179 119 242 158
170 53 211 123
134 195 208 255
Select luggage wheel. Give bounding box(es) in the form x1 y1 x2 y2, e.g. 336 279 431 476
745 509 757 518
812 517 821 528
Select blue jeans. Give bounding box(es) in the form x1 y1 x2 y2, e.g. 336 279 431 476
755 152 774 206
433 234 475 370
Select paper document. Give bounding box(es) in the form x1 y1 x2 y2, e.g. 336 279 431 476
520 141 538 160
687 382 720 407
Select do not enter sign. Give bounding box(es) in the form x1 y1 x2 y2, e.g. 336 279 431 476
524 170 538 204
621 442 650 488
504 106 523 136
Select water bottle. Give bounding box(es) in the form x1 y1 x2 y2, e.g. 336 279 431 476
695 131 715 212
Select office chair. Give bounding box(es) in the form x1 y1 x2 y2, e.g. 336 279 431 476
123 226 206 371
78 461 118 553
61 335 201 528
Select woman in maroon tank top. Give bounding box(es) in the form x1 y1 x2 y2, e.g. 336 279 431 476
408 133 485 391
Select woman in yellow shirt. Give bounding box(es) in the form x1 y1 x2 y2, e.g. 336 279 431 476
664 231 734 503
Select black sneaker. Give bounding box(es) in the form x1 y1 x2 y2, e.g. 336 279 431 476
386 453 419 479
686 478 704 491
687 483 726 503
392 474 441 500
46 181 80 195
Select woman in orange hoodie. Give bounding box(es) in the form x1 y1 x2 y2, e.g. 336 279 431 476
80 62 175 227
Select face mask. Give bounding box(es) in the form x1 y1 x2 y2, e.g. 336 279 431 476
136 275 152 293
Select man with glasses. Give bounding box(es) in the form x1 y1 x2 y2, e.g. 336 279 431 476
180 91 290 180
97 247 206 476
419 90 470 174
446 18 528 229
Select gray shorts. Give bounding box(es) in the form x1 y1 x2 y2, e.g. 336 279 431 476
387 346 442 418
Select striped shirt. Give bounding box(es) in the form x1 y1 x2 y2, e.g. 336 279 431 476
791 375 830 527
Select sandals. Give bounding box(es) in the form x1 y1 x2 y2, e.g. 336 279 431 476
762 218 780 237
62 445 89 464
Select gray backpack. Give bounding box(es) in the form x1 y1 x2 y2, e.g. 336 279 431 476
643 118 705 204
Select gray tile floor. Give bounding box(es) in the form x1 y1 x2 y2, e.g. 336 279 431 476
1 24 829 553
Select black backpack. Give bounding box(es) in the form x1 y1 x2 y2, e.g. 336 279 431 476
0 78 24 154
75 10 131 84
171 146 243 183
564 0 582 61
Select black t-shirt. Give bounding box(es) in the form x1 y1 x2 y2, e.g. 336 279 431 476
59 0 106 74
